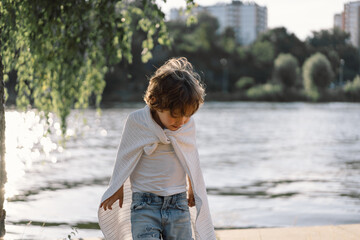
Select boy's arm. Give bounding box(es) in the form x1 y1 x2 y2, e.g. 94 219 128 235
187 176 195 207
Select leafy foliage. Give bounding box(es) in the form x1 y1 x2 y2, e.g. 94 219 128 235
302 52 334 100
307 28 360 83
247 40 275 84
235 76 255 90
308 28 350 48
273 53 299 89
251 41 275 65
220 27 237 54
246 83 283 101
0 0 195 135
343 75 360 101
258 27 308 64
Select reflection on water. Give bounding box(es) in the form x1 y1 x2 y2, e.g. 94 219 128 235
4 102 360 239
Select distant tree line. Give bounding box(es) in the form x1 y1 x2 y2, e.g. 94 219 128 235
6 11 360 104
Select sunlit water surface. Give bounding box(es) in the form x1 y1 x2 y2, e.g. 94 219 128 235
4 102 360 239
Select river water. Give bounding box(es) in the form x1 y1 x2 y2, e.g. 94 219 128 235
3 102 360 239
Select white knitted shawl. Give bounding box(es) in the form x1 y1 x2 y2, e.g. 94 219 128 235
98 105 216 240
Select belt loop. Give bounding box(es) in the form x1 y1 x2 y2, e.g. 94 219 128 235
170 194 176 205
146 193 151 204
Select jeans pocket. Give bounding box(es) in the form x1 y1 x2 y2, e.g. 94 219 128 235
175 200 189 211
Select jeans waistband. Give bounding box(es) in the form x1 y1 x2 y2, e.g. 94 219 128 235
132 191 187 204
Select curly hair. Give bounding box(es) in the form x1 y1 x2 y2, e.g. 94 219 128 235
144 57 205 117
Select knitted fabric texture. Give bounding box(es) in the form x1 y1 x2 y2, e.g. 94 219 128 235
98 105 216 240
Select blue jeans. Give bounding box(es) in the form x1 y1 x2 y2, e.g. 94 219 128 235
130 192 193 240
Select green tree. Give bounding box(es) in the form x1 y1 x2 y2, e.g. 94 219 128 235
251 40 274 65
307 28 360 83
273 53 299 89
235 76 255 91
308 28 350 48
343 75 360 101
0 0 195 236
168 12 219 54
302 52 335 100
246 83 282 101
248 40 275 83
258 27 309 64
220 27 236 54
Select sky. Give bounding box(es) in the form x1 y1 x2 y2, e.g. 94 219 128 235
157 0 350 40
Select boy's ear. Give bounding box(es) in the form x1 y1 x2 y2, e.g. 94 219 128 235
150 96 156 105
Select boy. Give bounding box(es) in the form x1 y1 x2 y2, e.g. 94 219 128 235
98 57 216 240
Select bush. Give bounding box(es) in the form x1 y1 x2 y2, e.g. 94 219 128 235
273 53 299 89
235 76 255 90
251 41 275 65
246 83 283 101
302 52 334 101
343 75 360 101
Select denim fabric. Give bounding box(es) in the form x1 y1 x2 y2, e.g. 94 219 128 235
131 192 193 240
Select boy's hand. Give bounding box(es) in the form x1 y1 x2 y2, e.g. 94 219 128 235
187 175 195 207
100 185 124 211
188 191 195 207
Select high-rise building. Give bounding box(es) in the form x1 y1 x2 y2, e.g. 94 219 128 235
334 13 344 30
335 1 360 47
169 1 268 45
344 1 360 47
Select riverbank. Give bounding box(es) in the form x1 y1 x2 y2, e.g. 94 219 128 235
216 224 360 240
77 224 360 240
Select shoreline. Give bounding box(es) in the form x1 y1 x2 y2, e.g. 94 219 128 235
77 224 360 240
216 224 360 240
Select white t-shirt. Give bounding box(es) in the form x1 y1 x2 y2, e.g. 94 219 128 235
130 142 187 196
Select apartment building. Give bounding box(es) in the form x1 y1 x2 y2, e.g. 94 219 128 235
334 1 360 47
170 1 268 45
334 13 344 30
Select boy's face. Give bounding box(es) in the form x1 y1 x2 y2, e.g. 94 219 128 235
155 109 192 131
